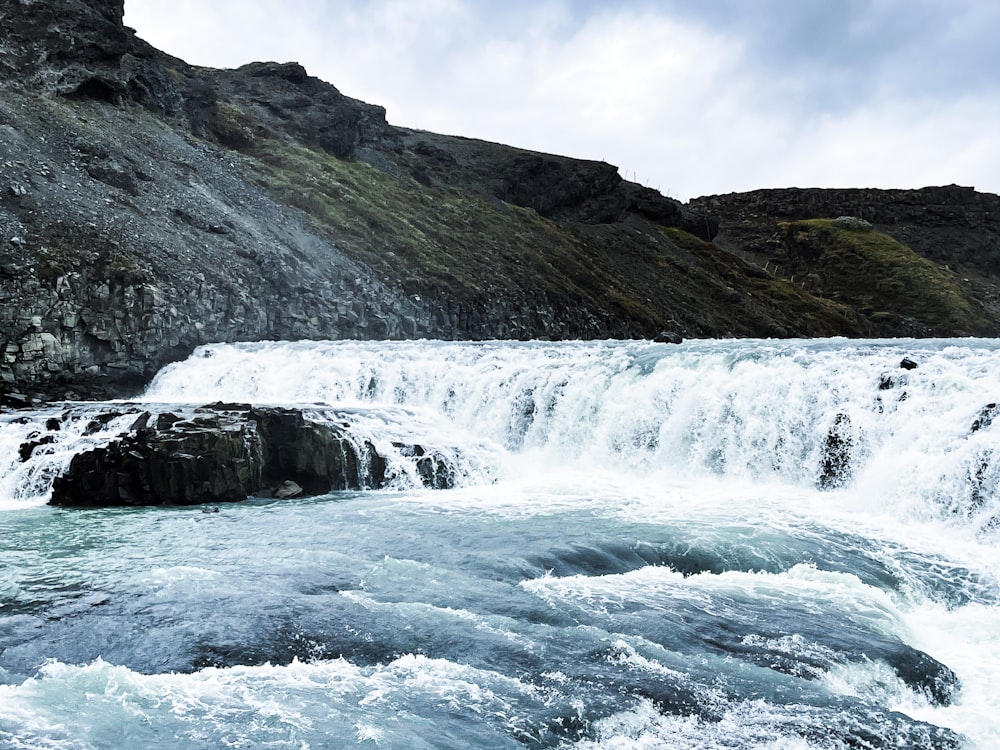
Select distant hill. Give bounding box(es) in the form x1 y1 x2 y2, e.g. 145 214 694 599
2 0 999 402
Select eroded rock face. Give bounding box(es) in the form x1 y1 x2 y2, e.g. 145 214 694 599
391 131 710 234
0 0 131 99
47 403 452 506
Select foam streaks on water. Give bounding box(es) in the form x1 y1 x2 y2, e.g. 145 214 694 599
2 338 1000 748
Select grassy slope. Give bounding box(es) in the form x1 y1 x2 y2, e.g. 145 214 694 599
778 219 982 334
224 121 970 338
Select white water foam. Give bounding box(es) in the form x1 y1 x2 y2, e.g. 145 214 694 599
0 408 141 509
8 338 1000 523
5 339 1000 747
567 697 843 750
0 654 551 750
137 338 1000 527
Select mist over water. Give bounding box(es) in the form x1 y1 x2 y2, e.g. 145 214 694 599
3 338 1000 748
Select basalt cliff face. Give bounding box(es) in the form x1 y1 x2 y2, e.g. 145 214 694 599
2 0 999 403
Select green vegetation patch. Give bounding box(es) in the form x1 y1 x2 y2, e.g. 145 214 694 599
658 226 711 256
103 250 149 285
655 225 860 336
33 232 80 280
237 132 920 338
245 136 664 332
211 103 257 150
779 218 977 333
249 138 539 291
31 223 148 285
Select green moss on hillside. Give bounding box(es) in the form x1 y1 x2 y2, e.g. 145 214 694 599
250 138 555 293
245 137 671 332
239 135 912 339
31 223 148 285
656 226 860 335
779 219 978 334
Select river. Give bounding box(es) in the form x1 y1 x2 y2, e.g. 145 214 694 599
2 338 999 748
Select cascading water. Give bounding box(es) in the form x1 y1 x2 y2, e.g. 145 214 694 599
2 338 1000 748
140 338 1000 526
0 409 146 509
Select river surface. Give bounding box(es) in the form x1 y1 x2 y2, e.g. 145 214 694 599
2 338 1000 749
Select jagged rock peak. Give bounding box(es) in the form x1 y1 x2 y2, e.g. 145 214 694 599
0 0 133 98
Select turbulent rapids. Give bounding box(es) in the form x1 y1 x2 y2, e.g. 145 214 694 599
3 338 1000 748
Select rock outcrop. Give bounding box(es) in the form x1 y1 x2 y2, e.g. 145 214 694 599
690 187 1000 336
0 0 132 100
46 403 456 506
690 186 1000 275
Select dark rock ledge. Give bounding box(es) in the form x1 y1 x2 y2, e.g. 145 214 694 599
44 402 454 507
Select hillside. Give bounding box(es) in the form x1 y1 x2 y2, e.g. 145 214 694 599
2 0 999 402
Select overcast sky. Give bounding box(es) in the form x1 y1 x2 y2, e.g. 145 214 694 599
124 0 999 201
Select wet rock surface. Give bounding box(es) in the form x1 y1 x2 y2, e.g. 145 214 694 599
47 403 453 506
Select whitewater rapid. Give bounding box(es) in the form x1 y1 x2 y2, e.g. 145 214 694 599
2 338 1000 748
139 337 1000 528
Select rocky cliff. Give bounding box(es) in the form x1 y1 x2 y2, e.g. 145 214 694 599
691 187 1000 335
2 0 999 403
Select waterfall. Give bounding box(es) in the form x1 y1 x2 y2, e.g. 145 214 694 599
5 338 1000 525
3 338 1000 748
136 338 1000 528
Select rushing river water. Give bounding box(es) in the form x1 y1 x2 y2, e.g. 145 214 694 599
2 338 1000 749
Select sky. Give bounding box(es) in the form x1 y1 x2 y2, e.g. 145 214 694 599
123 0 999 201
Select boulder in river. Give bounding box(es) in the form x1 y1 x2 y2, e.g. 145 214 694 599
48 403 453 507
818 413 855 490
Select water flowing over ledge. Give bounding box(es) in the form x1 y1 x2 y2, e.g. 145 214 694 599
5 337 1000 526
137 337 1000 530
4 338 1000 748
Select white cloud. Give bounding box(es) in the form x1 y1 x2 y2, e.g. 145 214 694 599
123 1 1000 201
775 97 1000 193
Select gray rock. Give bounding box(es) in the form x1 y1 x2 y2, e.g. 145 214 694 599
971 403 999 434
654 331 683 344
818 413 854 490
274 480 304 499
